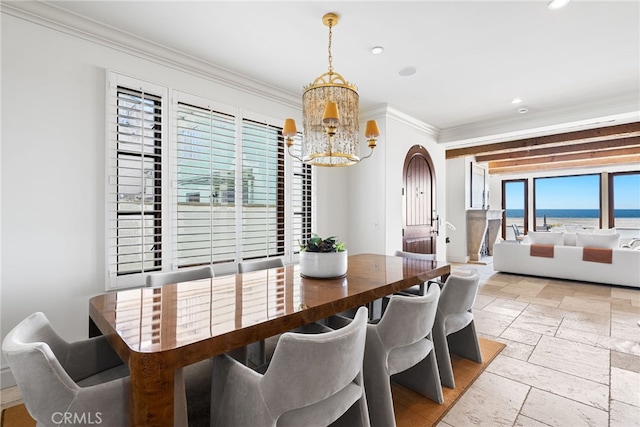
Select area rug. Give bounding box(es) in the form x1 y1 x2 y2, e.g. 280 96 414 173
1 403 34 427
393 337 505 426
1 337 504 427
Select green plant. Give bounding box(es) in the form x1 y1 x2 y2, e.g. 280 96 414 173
300 234 346 253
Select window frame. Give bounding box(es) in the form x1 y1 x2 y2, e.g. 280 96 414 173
106 72 312 290
501 178 528 239
532 173 602 231
608 170 640 229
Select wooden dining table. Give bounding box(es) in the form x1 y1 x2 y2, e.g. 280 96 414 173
89 253 450 426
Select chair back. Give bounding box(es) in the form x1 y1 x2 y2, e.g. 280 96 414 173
238 258 284 273
512 224 521 237
437 270 480 318
146 265 214 287
376 283 440 350
394 250 436 261
261 306 368 416
2 313 86 423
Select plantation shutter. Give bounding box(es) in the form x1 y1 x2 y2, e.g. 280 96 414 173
176 102 237 267
106 75 167 289
241 119 285 260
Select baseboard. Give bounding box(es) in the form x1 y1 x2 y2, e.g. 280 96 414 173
1 366 16 389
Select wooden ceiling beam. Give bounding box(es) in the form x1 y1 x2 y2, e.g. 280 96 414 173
488 146 640 168
445 122 640 159
488 154 640 174
475 137 640 162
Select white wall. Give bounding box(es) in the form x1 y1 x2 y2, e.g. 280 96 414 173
313 166 350 246
1 13 302 387
342 108 446 259
445 157 470 263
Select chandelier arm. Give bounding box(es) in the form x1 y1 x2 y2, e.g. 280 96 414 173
359 148 376 161
286 146 303 163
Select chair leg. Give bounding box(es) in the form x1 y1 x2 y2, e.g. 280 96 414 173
392 348 444 404
367 298 385 321
227 346 249 365
362 341 397 427
447 321 483 363
330 392 371 427
174 369 189 427
245 341 266 367
432 325 455 389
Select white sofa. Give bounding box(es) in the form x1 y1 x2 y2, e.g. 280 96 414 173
493 231 640 288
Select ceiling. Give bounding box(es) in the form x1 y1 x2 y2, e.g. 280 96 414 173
12 0 640 172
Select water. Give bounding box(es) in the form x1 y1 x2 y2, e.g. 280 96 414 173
505 209 640 228
505 209 640 218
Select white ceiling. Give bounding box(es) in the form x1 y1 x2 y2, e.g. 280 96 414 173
41 1 640 142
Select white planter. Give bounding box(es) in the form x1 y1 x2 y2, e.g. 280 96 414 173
299 250 348 279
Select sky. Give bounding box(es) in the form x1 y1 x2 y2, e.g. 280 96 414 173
505 173 640 210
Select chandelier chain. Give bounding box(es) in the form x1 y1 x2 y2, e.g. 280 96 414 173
327 20 334 74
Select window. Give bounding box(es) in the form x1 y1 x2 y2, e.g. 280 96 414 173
241 119 285 260
533 174 601 230
609 171 640 229
176 102 237 267
502 179 527 239
106 76 168 289
107 73 312 289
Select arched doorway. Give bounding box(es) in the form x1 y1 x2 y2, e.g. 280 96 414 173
402 145 437 254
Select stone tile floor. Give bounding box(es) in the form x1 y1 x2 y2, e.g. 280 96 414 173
440 262 640 427
2 263 639 426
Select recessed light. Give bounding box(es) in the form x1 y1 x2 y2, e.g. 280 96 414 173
511 98 523 104
398 66 417 77
548 0 570 10
371 46 384 55
518 107 529 114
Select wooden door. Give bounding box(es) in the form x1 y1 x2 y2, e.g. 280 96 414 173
402 145 437 254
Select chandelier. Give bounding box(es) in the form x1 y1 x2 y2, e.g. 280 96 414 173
284 13 380 167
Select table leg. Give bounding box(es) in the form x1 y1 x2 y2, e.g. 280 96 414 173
129 353 176 426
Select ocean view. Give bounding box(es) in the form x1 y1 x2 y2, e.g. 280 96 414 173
505 209 640 228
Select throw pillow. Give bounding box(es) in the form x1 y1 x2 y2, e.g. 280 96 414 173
528 231 565 246
575 233 620 249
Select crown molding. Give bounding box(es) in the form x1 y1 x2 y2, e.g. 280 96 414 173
1 1 300 109
439 92 640 146
361 104 441 139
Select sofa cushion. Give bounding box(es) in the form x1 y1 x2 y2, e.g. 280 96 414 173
528 231 564 246
563 233 577 246
576 233 620 249
592 228 617 235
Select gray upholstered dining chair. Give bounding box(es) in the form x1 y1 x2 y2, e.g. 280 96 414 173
237 257 284 273
2 311 181 425
3 312 214 427
145 265 214 287
431 269 482 388
329 283 443 427
210 306 371 427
